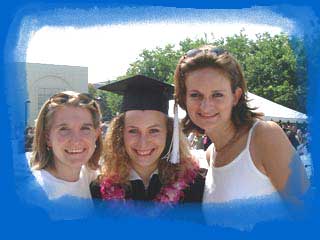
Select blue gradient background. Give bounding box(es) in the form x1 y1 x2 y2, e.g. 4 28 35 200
1 0 319 239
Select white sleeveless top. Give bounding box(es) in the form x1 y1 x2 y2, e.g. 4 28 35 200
203 121 277 203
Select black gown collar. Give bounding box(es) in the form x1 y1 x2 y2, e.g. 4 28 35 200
128 174 162 201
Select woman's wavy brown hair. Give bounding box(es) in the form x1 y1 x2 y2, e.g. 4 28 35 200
30 91 103 171
174 45 263 134
99 113 197 187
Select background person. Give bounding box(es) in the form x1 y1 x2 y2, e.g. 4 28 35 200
24 126 34 152
286 124 300 150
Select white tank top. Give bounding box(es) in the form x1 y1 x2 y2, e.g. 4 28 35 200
203 121 277 203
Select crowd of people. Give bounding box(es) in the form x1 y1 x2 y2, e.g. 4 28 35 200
22 45 310 227
187 121 310 153
278 121 310 151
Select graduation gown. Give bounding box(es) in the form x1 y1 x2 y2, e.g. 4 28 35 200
90 169 206 203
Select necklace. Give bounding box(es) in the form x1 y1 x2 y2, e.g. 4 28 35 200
215 129 241 153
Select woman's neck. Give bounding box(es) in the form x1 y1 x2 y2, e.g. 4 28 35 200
206 122 238 151
132 164 157 187
46 163 81 182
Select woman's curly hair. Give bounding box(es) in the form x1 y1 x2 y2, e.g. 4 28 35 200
99 113 197 187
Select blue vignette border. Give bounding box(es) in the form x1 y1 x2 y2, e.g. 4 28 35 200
1 0 319 239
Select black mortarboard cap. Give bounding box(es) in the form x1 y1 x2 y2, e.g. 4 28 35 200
99 75 174 114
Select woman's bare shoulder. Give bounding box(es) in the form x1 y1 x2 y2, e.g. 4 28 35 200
252 121 295 190
253 120 289 146
251 120 294 169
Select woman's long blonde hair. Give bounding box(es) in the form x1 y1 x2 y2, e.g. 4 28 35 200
99 113 196 187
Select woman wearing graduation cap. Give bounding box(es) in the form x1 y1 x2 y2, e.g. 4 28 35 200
90 75 205 203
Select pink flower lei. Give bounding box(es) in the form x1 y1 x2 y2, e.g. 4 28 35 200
100 161 199 204
100 176 126 201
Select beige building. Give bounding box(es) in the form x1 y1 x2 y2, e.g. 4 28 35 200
26 63 88 126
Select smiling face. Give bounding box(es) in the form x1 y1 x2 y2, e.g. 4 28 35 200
46 106 100 173
185 67 242 133
124 110 167 174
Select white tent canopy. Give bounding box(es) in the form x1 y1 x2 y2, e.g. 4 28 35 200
247 92 307 123
169 92 307 123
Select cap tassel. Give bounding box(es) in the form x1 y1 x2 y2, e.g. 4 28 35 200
169 103 180 164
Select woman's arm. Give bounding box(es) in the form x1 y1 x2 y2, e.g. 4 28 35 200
252 121 309 202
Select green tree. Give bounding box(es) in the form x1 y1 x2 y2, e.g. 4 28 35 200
106 92 122 118
245 33 306 112
289 36 308 112
121 31 308 113
126 44 181 84
88 84 122 121
179 36 210 53
222 29 252 72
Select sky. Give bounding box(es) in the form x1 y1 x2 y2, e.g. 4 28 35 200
24 7 297 84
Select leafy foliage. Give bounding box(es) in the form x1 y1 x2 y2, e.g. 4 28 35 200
88 84 122 121
92 31 308 119
126 44 181 84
